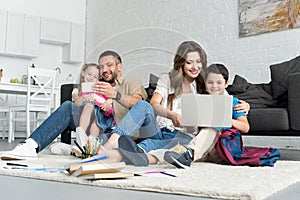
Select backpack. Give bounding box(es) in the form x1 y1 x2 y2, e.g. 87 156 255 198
215 128 280 166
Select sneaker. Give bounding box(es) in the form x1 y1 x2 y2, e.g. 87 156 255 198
164 144 193 169
0 142 38 160
49 142 72 155
75 127 88 148
117 135 149 167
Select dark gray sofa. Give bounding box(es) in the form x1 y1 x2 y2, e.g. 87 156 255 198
227 55 300 136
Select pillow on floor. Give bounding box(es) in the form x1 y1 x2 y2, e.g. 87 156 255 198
270 55 300 99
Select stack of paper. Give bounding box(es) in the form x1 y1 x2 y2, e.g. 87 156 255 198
66 154 134 180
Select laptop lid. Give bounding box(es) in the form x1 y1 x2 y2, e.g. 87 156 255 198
181 94 233 127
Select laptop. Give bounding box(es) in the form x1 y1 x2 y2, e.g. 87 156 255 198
181 94 233 127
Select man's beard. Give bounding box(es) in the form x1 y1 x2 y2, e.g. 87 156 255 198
100 73 117 84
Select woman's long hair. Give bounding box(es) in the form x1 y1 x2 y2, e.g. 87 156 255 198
168 41 207 109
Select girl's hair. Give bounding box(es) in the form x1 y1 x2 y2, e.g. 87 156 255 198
205 63 229 82
168 41 207 109
78 63 100 95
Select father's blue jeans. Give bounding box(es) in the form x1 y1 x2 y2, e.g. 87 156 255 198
113 100 162 140
113 100 192 152
29 101 81 152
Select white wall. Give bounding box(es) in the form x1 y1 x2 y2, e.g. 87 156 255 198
0 0 86 85
86 0 300 86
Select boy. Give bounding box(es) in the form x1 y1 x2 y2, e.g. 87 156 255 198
163 63 250 168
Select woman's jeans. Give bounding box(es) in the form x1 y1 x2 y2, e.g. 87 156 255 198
29 101 81 152
113 100 192 153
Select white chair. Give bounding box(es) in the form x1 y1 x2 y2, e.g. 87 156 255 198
0 94 9 139
8 67 57 143
0 108 9 139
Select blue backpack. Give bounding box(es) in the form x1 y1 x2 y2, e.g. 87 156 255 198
215 128 280 166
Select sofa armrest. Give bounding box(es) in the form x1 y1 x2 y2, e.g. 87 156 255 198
288 73 300 130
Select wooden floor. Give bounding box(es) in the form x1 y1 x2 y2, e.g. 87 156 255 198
0 138 300 200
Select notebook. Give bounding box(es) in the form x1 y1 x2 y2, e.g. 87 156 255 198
181 94 233 127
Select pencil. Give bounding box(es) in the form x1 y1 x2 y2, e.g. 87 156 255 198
160 171 176 177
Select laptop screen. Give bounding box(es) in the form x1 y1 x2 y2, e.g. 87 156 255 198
181 94 233 127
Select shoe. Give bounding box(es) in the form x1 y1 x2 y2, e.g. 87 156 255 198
49 142 72 155
75 127 88 148
164 144 193 169
117 135 149 167
0 142 38 160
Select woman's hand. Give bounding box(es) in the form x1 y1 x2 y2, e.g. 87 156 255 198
170 111 182 127
233 100 250 114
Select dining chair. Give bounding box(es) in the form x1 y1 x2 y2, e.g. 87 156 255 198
8 67 57 143
0 94 9 139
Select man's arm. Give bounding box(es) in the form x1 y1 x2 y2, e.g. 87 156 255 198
112 90 142 109
93 81 143 109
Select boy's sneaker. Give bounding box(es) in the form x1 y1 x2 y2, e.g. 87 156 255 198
49 142 72 155
75 127 88 147
164 144 193 169
0 142 38 160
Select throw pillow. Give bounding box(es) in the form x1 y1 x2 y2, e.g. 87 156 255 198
228 75 251 94
145 73 159 102
270 55 300 99
149 73 159 88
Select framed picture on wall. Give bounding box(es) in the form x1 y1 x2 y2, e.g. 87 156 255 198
239 0 300 37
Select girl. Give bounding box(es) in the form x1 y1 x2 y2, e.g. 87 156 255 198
50 63 115 155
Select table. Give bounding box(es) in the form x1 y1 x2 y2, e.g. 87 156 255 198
0 82 60 109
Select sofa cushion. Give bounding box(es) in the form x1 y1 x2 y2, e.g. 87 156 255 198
270 55 300 99
227 75 277 108
247 108 289 131
229 74 251 93
288 73 300 131
145 73 159 102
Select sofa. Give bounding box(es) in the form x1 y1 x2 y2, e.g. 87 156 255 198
227 55 300 136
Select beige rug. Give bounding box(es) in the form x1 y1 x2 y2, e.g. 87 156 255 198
0 150 300 200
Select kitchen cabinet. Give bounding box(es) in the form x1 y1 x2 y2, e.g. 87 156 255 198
0 10 7 53
5 12 24 55
40 17 71 45
62 23 85 63
22 15 41 57
5 12 40 58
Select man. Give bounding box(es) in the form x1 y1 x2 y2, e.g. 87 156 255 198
0 50 147 160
